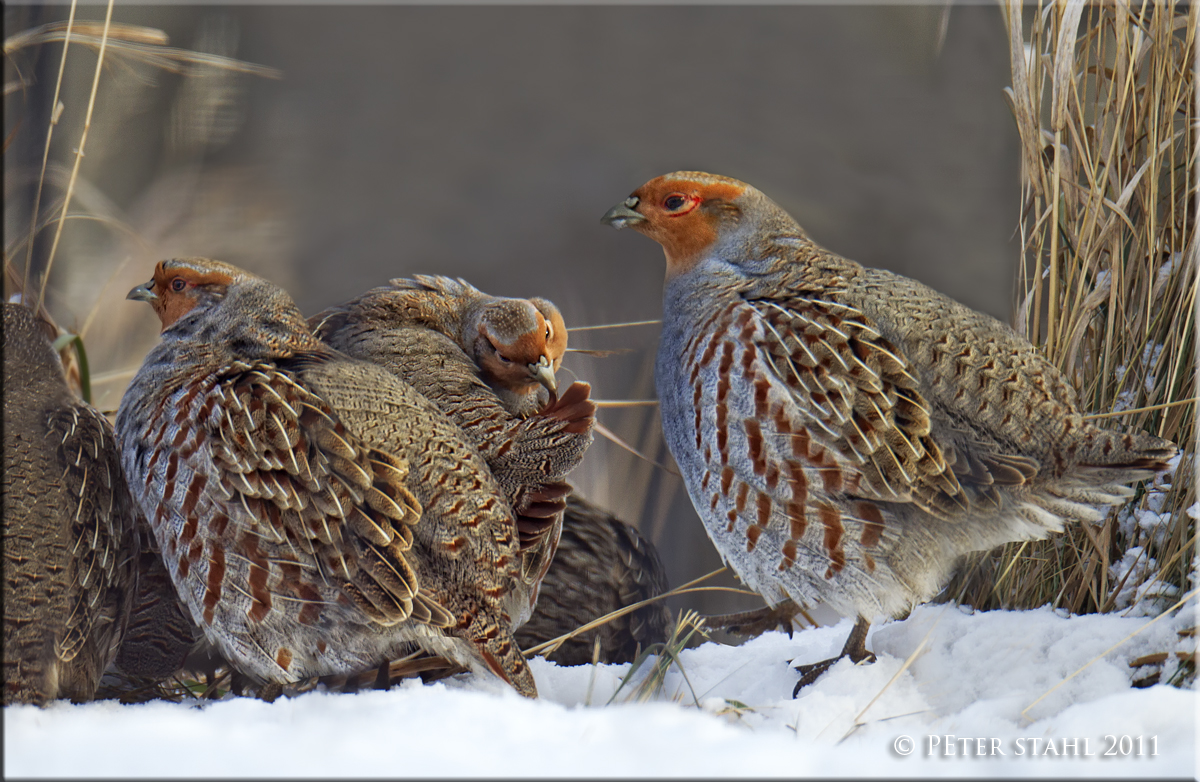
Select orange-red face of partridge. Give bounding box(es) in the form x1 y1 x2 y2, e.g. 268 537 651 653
534 303 568 370
602 173 747 278
477 305 564 394
127 260 236 331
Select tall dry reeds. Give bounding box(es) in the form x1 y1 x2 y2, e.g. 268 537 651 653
949 1 1196 616
4 6 284 412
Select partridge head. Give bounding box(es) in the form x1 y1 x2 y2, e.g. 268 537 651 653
601 172 766 280
466 293 567 406
604 171 1176 689
118 258 538 697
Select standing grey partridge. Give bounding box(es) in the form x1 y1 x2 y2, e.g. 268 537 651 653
311 275 595 611
116 258 538 697
4 302 138 705
515 494 672 666
601 171 1177 690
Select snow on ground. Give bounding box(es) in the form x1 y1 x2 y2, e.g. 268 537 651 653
6 603 1196 778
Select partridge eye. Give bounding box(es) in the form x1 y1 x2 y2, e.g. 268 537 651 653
170 278 186 292
664 195 688 210
496 354 512 364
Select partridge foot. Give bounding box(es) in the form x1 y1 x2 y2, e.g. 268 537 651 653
792 616 875 696
705 599 802 639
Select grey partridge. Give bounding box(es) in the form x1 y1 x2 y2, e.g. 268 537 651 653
3 302 138 705
111 536 200 684
311 275 595 612
515 494 671 666
601 171 1177 690
115 258 537 697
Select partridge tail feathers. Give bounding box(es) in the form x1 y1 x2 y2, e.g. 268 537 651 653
463 612 537 698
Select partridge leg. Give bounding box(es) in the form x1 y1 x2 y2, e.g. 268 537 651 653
792 615 876 696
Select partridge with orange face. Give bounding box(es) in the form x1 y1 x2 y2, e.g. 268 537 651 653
312 275 595 605
116 258 537 696
602 171 1176 689
4 303 138 705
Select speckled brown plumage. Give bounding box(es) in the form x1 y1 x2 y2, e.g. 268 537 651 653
311 275 595 617
603 171 1177 687
112 535 200 683
4 302 138 705
515 494 671 666
116 259 537 696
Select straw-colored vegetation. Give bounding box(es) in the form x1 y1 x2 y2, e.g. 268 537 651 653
946 1 1196 617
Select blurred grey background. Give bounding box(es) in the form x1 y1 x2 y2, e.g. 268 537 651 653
5 3 1020 620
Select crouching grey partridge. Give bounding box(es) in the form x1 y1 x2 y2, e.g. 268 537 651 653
316 277 679 667
4 302 138 705
601 171 1177 691
311 275 595 615
116 258 538 696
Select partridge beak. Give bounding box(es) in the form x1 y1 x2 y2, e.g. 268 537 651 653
601 197 645 229
127 280 158 303
528 355 557 393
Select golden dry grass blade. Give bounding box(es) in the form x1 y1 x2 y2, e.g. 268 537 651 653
593 420 680 477
4 20 167 53
522 567 732 658
568 318 661 332
3 20 282 79
522 583 755 659
1020 588 1199 722
88 366 140 386
36 0 114 314
18 0 76 300
8 211 152 264
607 610 708 706
1083 397 1197 420
565 347 633 357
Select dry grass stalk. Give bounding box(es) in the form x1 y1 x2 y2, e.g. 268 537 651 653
1020 586 1199 721
949 0 1196 616
607 609 708 705
35 0 115 315
4 19 283 79
567 319 662 332
4 10 283 406
520 566 755 659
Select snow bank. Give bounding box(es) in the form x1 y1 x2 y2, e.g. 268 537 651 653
6 604 1195 778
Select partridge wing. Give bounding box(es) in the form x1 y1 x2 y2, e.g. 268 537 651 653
47 403 136 664
675 295 999 602
177 360 448 628
749 294 969 514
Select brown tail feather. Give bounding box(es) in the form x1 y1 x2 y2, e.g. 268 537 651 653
465 614 537 698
